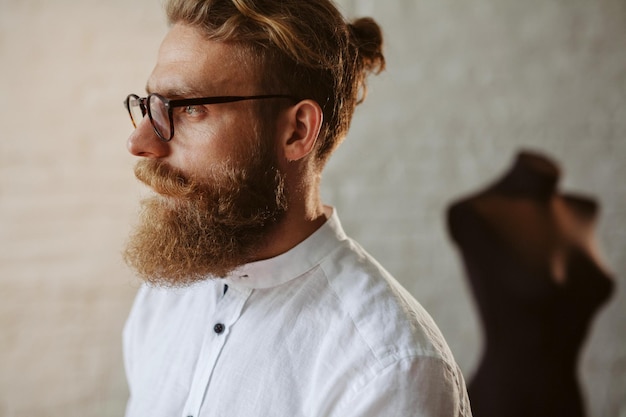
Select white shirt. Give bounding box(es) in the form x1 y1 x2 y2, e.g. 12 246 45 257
123 209 472 417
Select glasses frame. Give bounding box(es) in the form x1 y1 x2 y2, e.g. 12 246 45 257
124 93 299 142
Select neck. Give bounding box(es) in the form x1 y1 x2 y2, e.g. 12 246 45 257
491 151 560 200
252 167 327 262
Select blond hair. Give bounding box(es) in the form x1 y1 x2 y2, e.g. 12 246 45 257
165 0 385 165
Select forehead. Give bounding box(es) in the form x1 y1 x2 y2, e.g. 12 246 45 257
147 23 258 96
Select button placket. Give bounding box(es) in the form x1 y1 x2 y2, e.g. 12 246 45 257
182 285 252 417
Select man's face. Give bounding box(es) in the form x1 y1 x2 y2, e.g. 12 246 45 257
123 24 288 286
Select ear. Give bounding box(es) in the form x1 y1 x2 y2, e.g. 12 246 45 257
279 99 323 162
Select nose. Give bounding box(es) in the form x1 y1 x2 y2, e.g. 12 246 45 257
127 117 170 158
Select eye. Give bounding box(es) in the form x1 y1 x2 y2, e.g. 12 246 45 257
184 105 206 116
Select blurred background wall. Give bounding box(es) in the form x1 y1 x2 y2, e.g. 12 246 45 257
0 0 624 416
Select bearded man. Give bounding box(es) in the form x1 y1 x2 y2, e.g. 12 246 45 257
122 0 472 416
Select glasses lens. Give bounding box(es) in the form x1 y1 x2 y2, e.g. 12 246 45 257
126 95 145 128
148 95 171 140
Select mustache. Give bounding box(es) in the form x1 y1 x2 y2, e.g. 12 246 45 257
134 159 199 198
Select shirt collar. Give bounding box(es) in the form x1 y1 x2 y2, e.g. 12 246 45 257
224 207 347 290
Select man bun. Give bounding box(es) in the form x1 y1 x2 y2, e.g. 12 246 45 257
349 17 386 76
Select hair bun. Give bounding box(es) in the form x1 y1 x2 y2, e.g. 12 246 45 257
348 17 385 74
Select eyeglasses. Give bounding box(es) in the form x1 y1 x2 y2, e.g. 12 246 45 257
124 93 298 142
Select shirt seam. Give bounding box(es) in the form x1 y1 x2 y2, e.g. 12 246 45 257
332 354 460 416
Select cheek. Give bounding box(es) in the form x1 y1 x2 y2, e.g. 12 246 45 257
180 122 258 180
221 112 267 161
169 120 228 168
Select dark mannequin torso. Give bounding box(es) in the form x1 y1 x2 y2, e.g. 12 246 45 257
447 151 614 417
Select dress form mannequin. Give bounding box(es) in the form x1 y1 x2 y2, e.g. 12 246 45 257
447 151 614 417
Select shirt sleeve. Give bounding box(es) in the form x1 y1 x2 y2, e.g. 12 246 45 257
331 355 472 417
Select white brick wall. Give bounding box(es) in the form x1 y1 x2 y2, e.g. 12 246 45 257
1 1 624 416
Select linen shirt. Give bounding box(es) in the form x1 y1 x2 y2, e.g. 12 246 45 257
123 209 472 417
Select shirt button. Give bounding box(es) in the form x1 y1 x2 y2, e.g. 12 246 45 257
214 323 225 334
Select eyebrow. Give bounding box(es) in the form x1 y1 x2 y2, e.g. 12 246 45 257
145 82 208 99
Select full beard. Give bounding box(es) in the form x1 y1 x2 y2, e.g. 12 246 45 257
123 144 288 287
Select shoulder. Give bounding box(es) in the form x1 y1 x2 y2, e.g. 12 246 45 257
320 238 458 369
315 240 470 416
562 193 598 223
446 195 485 242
